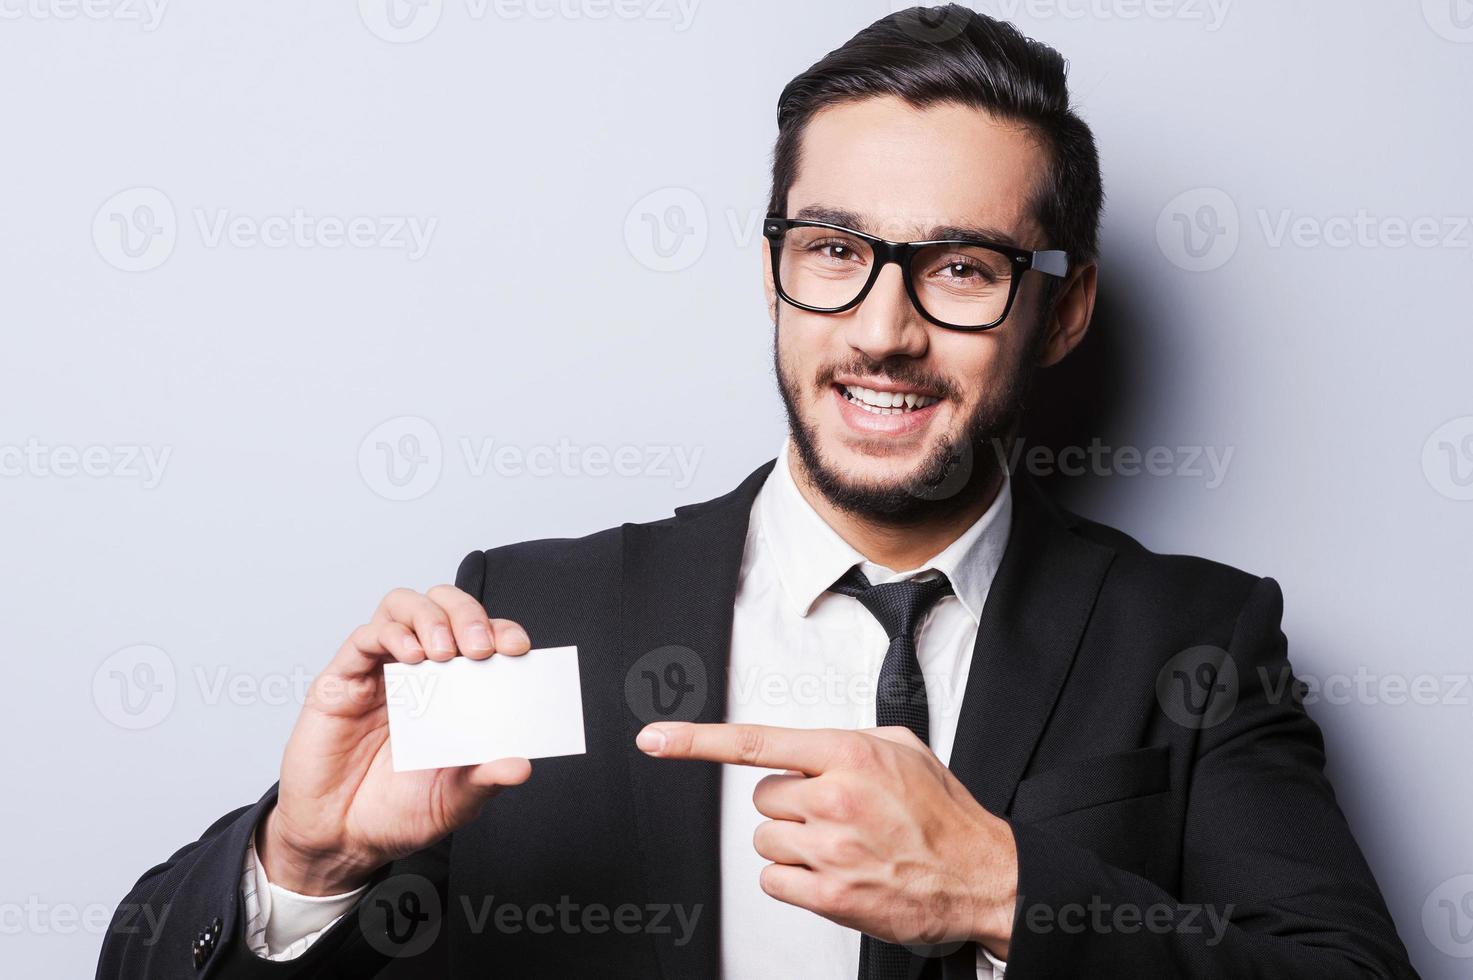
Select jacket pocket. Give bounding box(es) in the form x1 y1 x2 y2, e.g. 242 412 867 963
1010 744 1171 823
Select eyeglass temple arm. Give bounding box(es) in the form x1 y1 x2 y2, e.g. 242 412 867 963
1031 250 1069 278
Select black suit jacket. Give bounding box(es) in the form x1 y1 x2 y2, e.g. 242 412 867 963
97 461 1417 979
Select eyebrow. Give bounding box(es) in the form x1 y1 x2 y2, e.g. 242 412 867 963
791 204 1024 249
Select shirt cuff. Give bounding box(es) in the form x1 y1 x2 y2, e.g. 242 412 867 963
240 831 368 960
976 942 1007 978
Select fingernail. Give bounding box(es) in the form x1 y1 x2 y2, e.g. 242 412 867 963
636 726 667 754
432 626 455 654
402 633 423 657
466 623 493 652
503 625 530 649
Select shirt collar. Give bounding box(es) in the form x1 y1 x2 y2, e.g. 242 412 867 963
755 445 1013 625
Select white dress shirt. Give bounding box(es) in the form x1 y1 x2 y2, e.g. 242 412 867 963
243 448 1012 977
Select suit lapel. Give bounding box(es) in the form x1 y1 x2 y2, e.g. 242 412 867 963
620 460 775 980
947 471 1115 814
939 472 1115 980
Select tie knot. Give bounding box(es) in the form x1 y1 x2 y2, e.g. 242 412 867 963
829 566 954 640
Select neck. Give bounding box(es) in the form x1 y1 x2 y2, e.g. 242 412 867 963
787 444 1005 572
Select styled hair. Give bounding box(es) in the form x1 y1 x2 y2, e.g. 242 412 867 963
767 4 1104 289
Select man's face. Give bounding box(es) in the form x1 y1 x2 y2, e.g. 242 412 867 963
766 95 1055 521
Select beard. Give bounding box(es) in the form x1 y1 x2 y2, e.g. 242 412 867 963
773 315 1040 527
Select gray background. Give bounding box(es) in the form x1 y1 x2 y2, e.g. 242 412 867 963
2 1 1471 976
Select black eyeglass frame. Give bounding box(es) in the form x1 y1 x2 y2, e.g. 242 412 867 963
762 215 1069 332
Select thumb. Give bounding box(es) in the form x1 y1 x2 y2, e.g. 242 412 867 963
463 756 533 791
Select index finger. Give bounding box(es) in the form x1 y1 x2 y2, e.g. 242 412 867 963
636 722 856 776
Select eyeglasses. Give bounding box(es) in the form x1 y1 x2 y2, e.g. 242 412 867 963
763 215 1069 331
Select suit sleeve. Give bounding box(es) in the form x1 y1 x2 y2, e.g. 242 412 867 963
1000 577 1418 979
94 783 445 979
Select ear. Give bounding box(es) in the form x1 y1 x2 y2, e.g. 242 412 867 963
1036 261 1097 368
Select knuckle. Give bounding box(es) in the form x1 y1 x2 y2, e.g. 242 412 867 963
734 727 766 767
812 783 854 822
814 878 850 915
835 735 877 770
820 835 864 868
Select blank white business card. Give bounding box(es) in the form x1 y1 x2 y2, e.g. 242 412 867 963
383 645 586 772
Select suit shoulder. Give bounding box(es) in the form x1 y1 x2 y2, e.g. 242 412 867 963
458 524 624 590
1061 505 1265 609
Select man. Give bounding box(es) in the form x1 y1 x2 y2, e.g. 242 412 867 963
98 6 1417 979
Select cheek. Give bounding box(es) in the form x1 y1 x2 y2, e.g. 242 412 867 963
778 312 841 387
932 333 1010 395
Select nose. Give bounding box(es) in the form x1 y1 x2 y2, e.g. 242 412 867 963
840 261 930 362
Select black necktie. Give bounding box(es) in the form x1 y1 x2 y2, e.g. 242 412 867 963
829 566 953 980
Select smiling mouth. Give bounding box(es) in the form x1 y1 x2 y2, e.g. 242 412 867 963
836 383 941 416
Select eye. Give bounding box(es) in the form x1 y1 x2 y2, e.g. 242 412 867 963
936 257 997 282
804 237 867 264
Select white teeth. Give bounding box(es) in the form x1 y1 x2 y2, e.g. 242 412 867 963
842 384 940 413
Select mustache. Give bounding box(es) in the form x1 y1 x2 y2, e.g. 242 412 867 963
813 355 961 401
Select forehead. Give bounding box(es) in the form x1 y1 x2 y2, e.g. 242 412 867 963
785 94 1048 246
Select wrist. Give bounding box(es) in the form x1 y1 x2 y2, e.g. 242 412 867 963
258 808 376 897
967 815 1018 961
